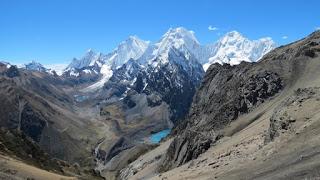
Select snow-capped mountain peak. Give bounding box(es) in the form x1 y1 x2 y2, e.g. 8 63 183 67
24 60 48 72
139 27 201 66
203 31 276 70
104 35 149 68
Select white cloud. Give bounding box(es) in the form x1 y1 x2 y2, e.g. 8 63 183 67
316 27 320 30
208 25 218 31
45 63 68 75
282 36 288 39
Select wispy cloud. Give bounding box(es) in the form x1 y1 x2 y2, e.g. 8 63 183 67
316 27 320 30
282 36 288 39
208 25 218 31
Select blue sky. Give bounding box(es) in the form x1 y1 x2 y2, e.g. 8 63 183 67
0 0 319 65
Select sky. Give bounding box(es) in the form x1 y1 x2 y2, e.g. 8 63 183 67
0 0 320 65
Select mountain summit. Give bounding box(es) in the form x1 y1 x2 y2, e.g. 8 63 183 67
203 31 276 70
138 27 200 66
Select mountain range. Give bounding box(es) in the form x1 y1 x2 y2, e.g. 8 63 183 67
0 27 290 180
62 27 276 83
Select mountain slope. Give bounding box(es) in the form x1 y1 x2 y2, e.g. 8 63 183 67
0 63 112 173
120 31 320 180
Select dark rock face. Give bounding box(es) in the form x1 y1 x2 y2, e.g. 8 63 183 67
173 63 283 135
159 130 212 172
143 60 203 123
238 71 283 113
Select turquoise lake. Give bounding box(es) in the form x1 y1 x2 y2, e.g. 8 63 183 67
150 129 171 143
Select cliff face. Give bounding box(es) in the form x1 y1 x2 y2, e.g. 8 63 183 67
160 31 320 171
